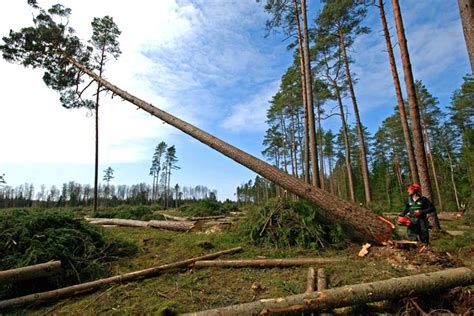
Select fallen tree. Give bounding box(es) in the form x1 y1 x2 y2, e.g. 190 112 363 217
0 247 242 310
0 8 394 244
85 218 196 231
192 258 342 268
183 267 474 315
0 261 61 285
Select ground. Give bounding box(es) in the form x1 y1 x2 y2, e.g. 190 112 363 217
6 211 474 315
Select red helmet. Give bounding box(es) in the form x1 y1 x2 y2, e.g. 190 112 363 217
397 216 411 226
407 183 421 192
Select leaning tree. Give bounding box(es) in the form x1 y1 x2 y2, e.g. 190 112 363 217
0 3 394 243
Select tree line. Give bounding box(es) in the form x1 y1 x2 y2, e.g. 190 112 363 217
250 0 473 216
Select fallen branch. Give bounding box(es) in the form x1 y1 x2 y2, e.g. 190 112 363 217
182 267 474 315
0 261 61 285
192 258 342 268
0 247 242 310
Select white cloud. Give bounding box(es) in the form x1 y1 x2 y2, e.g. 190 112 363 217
221 81 279 133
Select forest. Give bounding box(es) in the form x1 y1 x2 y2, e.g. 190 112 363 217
0 0 472 314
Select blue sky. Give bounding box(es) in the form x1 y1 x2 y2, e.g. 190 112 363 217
0 1 470 201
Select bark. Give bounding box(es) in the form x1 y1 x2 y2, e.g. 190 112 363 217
62 54 394 244
317 100 326 190
301 0 320 187
378 0 419 184
458 0 474 71
183 267 474 315
192 258 342 268
0 247 242 310
317 268 327 292
391 0 440 229
0 261 61 285
306 267 315 293
87 218 149 227
148 220 196 231
339 29 371 205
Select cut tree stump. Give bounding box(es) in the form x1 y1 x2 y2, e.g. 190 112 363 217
183 267 474 315
192 258 342 268
0 247 242 310
306 267 315 293
0 261 61 285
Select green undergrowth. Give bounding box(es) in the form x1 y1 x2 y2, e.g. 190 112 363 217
237 198 354 250
0 209 137 300
178 199 238 217
91 204 164 220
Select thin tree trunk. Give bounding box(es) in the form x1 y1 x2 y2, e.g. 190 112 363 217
458 0 474 71
62 54 395 244
385 166 391 208
290 111 298 176
301 0 320 187
317 100 325 190
391 0 440 229
280 113 289 174
378 0 419 184
293 0 310 183
334 84 355 202
183 267 474 315
328 155 335 194
0 248 242 310
339 29 371 205
447 151 460 209
193 258 342 268
0 261 61 285
423 125 444 212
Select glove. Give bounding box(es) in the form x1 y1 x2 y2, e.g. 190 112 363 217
414 210 421 218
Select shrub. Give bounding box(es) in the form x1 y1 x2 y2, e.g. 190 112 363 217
0 209 137 299
92 205 163 221
179 199 238 217
237 198 351 249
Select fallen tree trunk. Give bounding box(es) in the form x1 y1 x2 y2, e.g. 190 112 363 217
190 215 227 221
148 220 196 231
192 258 342 268
85 218 196 231
160 213 190 222
0 261 61 285
87 218 148 227
64 55 394 244
0 247 242 310
183 267 474 315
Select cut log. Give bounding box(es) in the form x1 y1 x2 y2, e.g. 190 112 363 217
306 267 315 293
63 55 394 244
183 267 474 315
148 220 196 231
0 261 61 285
317 268 327 291
87 218 148 227
190 215 226 221
192 258 342 268
161 214 190 222
0 247 242 310
437 212 462 221
85 218 196 231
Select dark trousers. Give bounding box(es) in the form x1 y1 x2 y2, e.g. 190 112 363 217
407 218 429 244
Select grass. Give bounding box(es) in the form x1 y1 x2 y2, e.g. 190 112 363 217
3 208 473 315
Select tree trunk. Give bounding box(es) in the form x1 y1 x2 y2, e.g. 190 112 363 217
0 261 61 285
192 258 342 268
0 247 242 310
339 29 371 205
317 100 326 190
391 0 440 229
292 0 310 183
280 113 289 174
458 0 474 71
378 0 419 184
148 220 197 231
86 218 196 231
62 54 394 244
447 151 460 209
423 125 444 212
183 267 474 315
334 84 356 202
301 0 320 188
306 267 316 293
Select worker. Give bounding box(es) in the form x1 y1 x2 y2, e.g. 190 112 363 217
399 183 435 244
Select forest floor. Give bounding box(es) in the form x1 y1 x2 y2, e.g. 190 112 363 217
13 211 474 315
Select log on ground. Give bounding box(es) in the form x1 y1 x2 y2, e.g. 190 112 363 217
183 267 474 315
86 218 148 227
0 261 61 285
192 258 342 268
148 220 196 231
0 247 242 310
